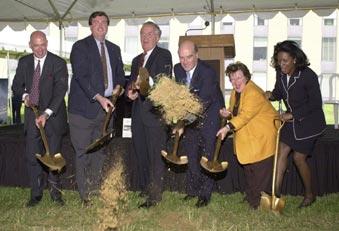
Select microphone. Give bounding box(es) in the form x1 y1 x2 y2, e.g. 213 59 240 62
185 21 210 36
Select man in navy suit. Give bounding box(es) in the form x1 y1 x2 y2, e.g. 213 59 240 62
68 11 125 205
127 21 172 208
12 31 68 207
173 40 224 207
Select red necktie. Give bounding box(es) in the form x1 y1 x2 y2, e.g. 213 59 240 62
100 42 108 89
30 60 41 106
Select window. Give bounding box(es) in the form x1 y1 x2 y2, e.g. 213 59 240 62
287 37 302 47
187 17 205 35
322 37 336 62
64 26 78 42
324 18 334 26
252 72 267 90
289 18 301 26
158 24 169 49
253 37 267 61
221 15 235 34
254 15 266 26
124 25 139 54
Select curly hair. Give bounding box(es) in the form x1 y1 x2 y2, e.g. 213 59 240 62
271 40 310 71
225 61 251 81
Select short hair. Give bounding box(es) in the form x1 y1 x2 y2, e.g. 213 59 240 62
225 61 251 81
88 11 110 26
142 21 162 37
271 40 310 71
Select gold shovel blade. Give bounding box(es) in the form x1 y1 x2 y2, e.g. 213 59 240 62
260 192 272 210
36 152 66 171
86 132 113 153
161 150 188 165
200 156 228 173
259 192 285 214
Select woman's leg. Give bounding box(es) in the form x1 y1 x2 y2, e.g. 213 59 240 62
275 141 291 196
293 151 315 207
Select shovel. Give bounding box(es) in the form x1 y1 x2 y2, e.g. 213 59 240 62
136 67 150 96
200 117 228 173
86 85 123 153
32 106 66 172
161 121 188 165
260 120 285 214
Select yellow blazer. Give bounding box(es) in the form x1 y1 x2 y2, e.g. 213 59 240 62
228 81 278 164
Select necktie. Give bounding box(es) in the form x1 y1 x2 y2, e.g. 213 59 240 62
30 60 41 106
100 42 108 89
186 71 191 86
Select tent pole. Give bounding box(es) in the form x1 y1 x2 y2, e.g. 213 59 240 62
210 0 215 34
59 21 63 57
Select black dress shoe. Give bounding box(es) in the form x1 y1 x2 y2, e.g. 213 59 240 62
138 200 157 209
53 197 65 206
195 198 210 208
298 196 316 208
183 195 196 201
82 199 92 207
26 196 42 207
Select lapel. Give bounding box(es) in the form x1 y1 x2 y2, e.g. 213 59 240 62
145 46 158 71
190 59 201 88
88 35 102 66
106 40 116 75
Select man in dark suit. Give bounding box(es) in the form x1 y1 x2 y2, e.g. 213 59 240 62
68 11 125 205
12 31 68 207
127 21 172 208
173 40 224 207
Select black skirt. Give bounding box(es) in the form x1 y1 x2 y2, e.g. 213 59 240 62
280 121 318 155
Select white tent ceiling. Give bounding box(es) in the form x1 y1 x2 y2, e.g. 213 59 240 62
0 0 338 30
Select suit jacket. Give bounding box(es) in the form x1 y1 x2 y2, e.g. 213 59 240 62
174 59 225 141
228 81 278 164
271 67 326 140
68 35 125 119
130 46 172 127
12 52 68 135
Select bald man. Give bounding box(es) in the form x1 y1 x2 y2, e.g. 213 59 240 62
12 31 68 207
173 40 224 207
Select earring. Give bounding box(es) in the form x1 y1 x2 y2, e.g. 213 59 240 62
293 60 296 64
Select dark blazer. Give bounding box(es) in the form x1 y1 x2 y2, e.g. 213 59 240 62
12 52 68 135
271 67 326 140
68 35 125 119
174 59 225 137
130 46 172 127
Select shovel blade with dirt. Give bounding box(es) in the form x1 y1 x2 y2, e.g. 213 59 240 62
32 106 66 172
200 117 228 173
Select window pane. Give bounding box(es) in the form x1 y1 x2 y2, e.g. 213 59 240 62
324 18 334 26
289 18 300 26
322 37 336 61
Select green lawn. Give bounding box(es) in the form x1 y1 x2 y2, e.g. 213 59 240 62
1 187 338 231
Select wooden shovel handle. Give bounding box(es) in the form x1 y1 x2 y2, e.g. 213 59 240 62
32 106 50 154
212 117 227 162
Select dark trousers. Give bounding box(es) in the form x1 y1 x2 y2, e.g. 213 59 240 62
25 121 62 200
183 128 216 201
69 112 107 200
243 155 273 208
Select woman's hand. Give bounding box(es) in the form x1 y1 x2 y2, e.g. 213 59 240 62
216 126 230 140
280 112 293 122
219 108 232 119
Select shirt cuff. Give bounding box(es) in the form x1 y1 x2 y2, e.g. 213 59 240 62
45 108 53 117
22 93 28 101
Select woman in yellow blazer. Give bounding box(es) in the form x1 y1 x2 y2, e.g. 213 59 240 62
217 62 278 209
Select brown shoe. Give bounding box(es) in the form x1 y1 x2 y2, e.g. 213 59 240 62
298 196 316 208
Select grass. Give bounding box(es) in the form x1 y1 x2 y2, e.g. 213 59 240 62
1 187 339 231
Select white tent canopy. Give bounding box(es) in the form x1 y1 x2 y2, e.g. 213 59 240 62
0 0 338 30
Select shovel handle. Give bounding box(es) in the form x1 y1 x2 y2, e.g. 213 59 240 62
212 117 227 162
102 85 123 135
32 106 50 154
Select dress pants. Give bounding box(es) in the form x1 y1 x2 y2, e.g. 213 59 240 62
183 128 215 201
243 156 273 208
25 121 62 200
69 111 107 200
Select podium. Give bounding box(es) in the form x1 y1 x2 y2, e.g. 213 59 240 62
179 35 235 94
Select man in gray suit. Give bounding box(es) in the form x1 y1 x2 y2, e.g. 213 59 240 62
12 31 68 207
68 11 125 205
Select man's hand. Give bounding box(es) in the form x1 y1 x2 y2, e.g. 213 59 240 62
35 113 48 128
23 95 31 107
172 121 185 137
95 94 114 112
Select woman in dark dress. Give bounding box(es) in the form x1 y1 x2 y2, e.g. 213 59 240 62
265 40 326 208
